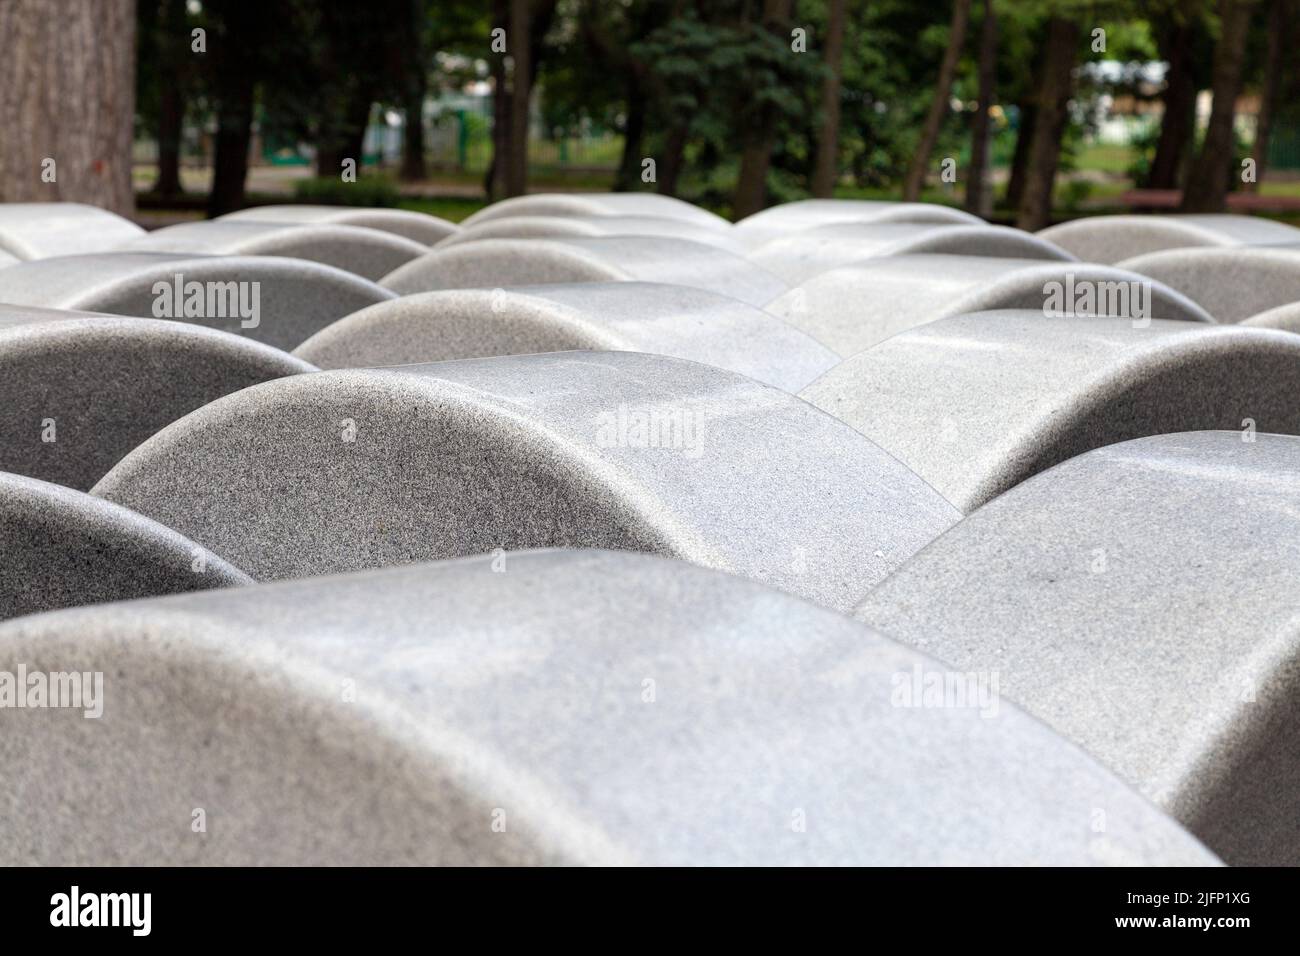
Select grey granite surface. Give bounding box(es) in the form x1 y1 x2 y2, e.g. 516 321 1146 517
1039 213 1300 264
460 192 731 230
856 431 1300 865
293 282 836 391
768 254 1214 357
436 214 749 253
380 236 789 307
1119 245 1300 323
0 303 315 489
220 204 458 245
0 470 249 621
800 310 1300 511
0 548 1219 865
0 202 145 260
91 350 960 610
122 220 429 281
0 252 395 350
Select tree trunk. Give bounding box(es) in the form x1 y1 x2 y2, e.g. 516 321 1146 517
0 0 137 215
207 70 256 216
153 0 186 198
658 124 688 196
1181 0 1253 212
615 77 648 191
1246 0 1287 192
399 0 428 183
964 0 997 216
1014 17 1079 230
732 0 794 219
505 0 532 197
1147 21 1197 189
810 0 847 198
485 0 511 201
902 0 973 201
1005 100 1036 209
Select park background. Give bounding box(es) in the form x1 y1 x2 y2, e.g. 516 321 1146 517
0 0 1294 228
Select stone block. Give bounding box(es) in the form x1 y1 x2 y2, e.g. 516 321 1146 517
91 351 961 610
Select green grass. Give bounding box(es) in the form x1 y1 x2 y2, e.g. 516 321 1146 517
396 196 488 222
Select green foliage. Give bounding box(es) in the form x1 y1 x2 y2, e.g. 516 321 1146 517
293 175 401 207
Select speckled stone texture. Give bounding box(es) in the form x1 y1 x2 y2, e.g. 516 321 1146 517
0 471 249 621
219 204 458 245
1118 246 1300 323
1038 213 1300 264
122 220 429 281
293 282 836 391
856 431 1300 866
748 222 1075 284
1241 301 1300 332
436 214 750 253
731 199 982 248
0 252 395 350
800 311 1300 512
768 255 1213 358
380 236 789 307
0 202 145 260
91 351 960 610
0 549 1218 865
459 192 730 230
0 304 315 489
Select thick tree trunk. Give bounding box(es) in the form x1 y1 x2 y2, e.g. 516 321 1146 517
315 89 372 178
1181 0 1253 212
505 0 532 197
1005 100 1037 210
658 124 688 196
1147 22 1197 189
732 0 794 218
1015 17 1079 230
485 0 511 201
810 0 847 198
399 0 428 183
207 71 255 216
964 0 997 216
1246 0 1287 192
903 0 972 201
153 0 186 198
0 0 137 215
615 78 648 191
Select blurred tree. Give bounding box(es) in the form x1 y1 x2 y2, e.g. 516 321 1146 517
965 0 998 214
0 0 137 215
1015 14 1079 229
1181 0 1254 211
1146 1 1209 189
1245 0 1291 191
734 0 797 218
903 0 972 201
810 0 848 197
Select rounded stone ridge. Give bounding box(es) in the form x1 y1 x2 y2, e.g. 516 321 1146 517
0 548 1219 865
0 252 396 351
855 430 1300 865
1118 245 1300 323
379 236 789 307
220 204 458 245
799 310 1300 511
0 202 146 260
1038 213 1300 264
91 350 962 610
123 220 429 281
0 470 250 621
292 282 837 392
459 192 730 230
0 303 316 489
768 254 1214 358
